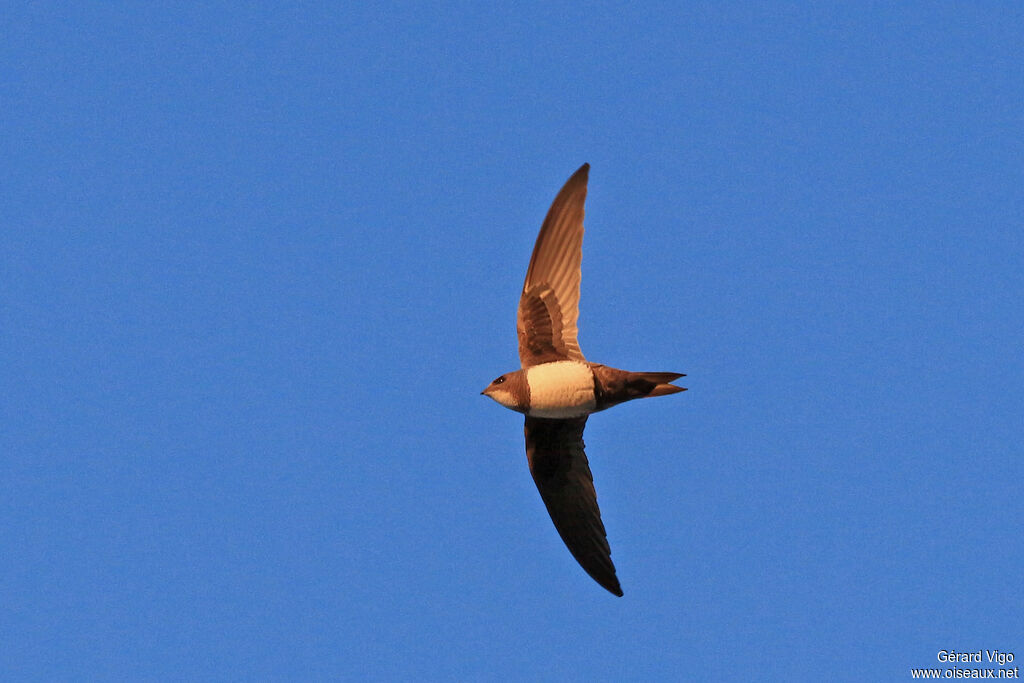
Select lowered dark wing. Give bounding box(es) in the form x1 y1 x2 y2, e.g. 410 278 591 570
524 415 622 596
517 164 589 368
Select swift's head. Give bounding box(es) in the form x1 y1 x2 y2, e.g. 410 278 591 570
480 370 529 413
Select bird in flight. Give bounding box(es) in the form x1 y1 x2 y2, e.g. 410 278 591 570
482 163 686 597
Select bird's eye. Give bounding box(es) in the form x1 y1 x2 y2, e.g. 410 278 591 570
493 376 506 385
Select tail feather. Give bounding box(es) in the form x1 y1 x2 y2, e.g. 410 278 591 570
648 383 687 397
633 371 686 397
635 372 685 384
589 364 687 409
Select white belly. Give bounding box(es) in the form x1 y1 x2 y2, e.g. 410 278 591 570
525 361 596 418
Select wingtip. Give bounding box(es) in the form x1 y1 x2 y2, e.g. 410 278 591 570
597 573 623 597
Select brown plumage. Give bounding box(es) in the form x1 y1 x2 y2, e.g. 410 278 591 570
482 164 686 596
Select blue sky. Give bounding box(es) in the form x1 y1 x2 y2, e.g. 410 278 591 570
3 3 1022 680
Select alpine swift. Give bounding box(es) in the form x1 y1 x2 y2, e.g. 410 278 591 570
481 163 686 597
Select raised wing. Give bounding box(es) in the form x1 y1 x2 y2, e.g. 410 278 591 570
517 164 589 368
524 415 622 596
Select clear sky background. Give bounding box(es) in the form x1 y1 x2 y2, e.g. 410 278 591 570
3 3 1022 680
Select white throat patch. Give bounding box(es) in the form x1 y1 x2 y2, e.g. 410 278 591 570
525 361 596 418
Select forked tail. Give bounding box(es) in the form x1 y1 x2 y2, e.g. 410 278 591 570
590 364 687 410
634 372 687 397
